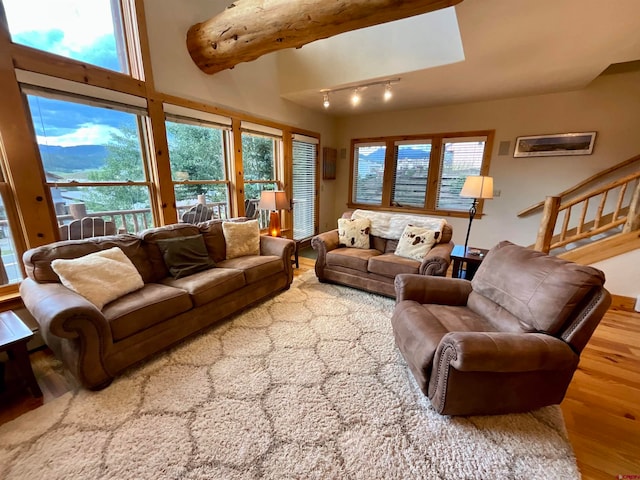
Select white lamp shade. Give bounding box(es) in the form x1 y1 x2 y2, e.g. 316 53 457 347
258 190 289 210
460 176 494 199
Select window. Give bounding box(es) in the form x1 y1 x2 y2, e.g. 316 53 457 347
241 124 282 229
25 89 154 237
392 141 431 208
353 142 386 205
437 137 487 211
165 107 232 223
3 0 130 74
0 149 24 285
292 134 318 241
350 131 493 216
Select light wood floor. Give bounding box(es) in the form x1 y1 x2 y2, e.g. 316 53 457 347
1 255 638 479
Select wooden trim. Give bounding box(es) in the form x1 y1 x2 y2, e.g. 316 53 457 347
518 153 640 217
231 118 244 217
0 22 59 249
348 130 495 217
11 44 146 98
610 294 638 312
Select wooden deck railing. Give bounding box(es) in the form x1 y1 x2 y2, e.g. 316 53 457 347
534 171 640 252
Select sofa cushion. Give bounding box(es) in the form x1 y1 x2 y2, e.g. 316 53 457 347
23 234 155 284
51 247 144 310
156 234 215 279
104 283 193 342
140 224 202 281
471 241 606 334
338 218 371 249
326 248 381 272
367 253 420 279
217 255 283 284
394 225 437 261
162 267 246 307
222 220 260 259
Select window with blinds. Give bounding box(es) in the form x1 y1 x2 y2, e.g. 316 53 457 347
292 135 318 241
436 137 487 211
391 141 431 207
349 130 493 215
353 143 386 205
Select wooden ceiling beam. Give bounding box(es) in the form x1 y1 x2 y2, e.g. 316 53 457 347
187 0 463 75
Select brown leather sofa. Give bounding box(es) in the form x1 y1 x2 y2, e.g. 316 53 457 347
20 219 295 389
311 212 454 297
391 240 611 416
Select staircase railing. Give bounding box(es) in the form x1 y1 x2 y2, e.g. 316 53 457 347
534 171 640 253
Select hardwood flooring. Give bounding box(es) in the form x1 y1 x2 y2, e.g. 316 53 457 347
1 255 638 479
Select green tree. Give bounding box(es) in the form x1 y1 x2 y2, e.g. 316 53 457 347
242 133 276 200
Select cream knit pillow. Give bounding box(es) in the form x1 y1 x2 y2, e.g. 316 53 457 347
222 219 261 259
51 247 144 309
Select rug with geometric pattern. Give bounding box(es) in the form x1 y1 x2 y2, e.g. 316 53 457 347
0 271 580 479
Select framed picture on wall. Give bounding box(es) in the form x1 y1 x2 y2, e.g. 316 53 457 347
323 147 337 180
513 132 597 157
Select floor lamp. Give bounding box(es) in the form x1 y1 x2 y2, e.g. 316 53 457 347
459 176 493 252
258 190 289 237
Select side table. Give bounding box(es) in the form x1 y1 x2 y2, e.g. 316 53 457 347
0 311 43 398
450 245 489 280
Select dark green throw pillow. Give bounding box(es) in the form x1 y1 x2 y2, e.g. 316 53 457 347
156 234 215 279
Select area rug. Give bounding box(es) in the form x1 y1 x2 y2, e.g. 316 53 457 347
0 272 580 479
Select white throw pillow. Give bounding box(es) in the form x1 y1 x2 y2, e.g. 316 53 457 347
222 219 261 259
51 247 144 310
394 225 438 261
338 218 371 249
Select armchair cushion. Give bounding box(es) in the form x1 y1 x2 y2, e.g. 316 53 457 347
471 241 606 334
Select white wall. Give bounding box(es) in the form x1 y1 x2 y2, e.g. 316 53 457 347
142 0 338 231
332 69 640 296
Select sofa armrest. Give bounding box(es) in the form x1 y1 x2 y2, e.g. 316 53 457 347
20 278 109 341
20 278 115 388
394 274 472 305
311 229 340 280
437 331 579 373
419 241 453 276
260 236 295 285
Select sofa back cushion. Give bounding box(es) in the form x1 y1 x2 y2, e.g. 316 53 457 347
470 241 606 335
139 224 201 281
23 234 154 283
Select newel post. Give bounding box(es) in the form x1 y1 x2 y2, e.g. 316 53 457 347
534 196 561 253
623 180 640 233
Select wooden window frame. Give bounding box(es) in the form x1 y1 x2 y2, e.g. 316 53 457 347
348 130 494 218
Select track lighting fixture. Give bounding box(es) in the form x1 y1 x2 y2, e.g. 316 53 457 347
384 82 392 101
319 78 400 109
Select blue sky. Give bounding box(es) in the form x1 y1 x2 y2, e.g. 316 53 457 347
4 0 128 146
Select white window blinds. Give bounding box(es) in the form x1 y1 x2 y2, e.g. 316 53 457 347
436 137 487 211
391 141 431 208
353 143 386 205
292 138 317 240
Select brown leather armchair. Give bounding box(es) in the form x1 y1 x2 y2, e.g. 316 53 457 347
391 240 611 416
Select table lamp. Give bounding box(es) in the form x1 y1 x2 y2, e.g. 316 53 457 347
459 176 493 252
258 190 289 237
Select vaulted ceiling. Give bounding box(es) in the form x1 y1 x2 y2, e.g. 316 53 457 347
185 0 640 116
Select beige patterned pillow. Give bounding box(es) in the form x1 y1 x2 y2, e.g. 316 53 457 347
394 225 437 261
338 218 371 249
222 220 260 259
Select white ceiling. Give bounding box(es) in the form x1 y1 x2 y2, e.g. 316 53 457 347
276 0 640 116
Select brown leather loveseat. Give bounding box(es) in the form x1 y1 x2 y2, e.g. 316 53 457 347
391 240 611 416
20 219 295 389
312 210 454 297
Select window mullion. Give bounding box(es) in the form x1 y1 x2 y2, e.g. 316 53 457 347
425 137 442 210
380 140 396 207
